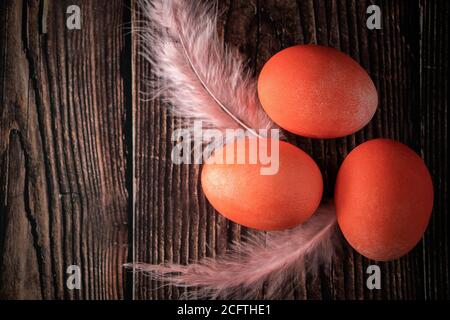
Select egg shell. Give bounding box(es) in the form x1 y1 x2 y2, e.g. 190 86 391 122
257 45 378 138
201 137 323 231
335 139 433 261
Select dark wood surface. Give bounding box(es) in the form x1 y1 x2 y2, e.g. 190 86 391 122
0 0 448 299
0 0 129 299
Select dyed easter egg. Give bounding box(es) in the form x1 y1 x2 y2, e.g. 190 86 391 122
201 137 323 231
257 45 378 138
335 139 433 261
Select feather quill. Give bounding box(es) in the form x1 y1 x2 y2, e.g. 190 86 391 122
132 0 340 299
137 0 275 140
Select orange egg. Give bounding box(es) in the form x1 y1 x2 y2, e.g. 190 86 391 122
257 45 378 138
335 139 433 261
201 137 323 230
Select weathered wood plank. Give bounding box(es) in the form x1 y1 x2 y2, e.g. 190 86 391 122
132 0 449 300
419 0 449 299
0 0 129 299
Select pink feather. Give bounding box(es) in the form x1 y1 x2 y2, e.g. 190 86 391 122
131 0 340 299
128 205 339 299
136 0 276 141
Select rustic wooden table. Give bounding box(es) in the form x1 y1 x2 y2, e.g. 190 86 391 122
0 0 448 299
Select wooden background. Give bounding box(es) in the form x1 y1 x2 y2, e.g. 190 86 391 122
0 0 448 299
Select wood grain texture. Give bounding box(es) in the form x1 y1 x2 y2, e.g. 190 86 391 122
132 0 449 300
419 0 449 299
0 0 129 299
0 0 448 299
